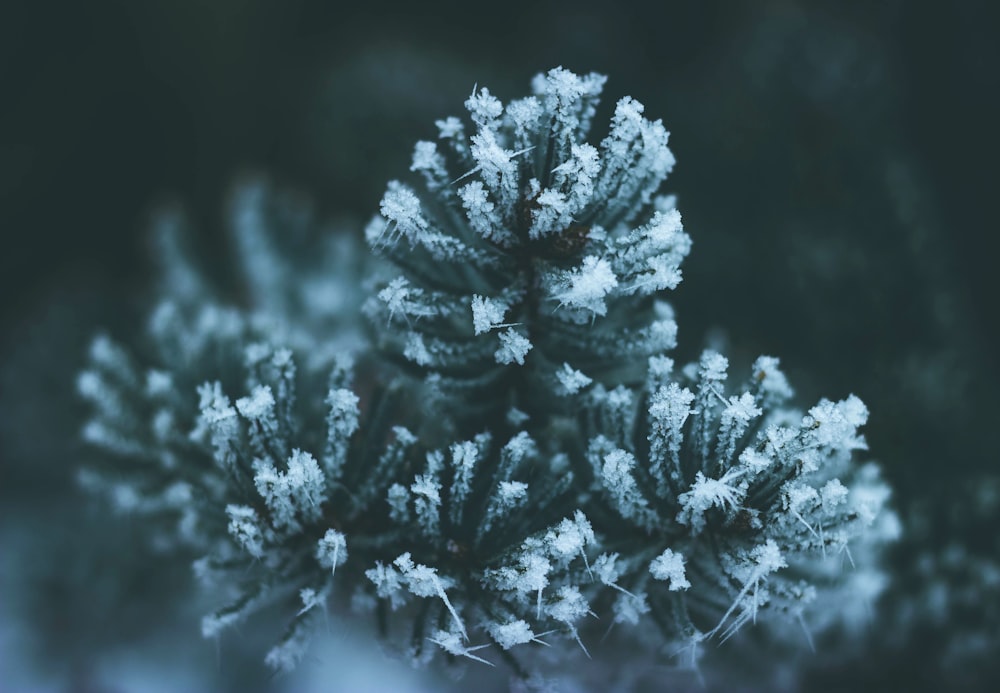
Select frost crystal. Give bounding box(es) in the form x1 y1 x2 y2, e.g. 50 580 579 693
429 629 494 666
315 529 347 576
488 619 538 650
495 328 532 366
552 255 619 316
235 384 275 420
253 450 325 533
226 505 265 559
555 363 592 395
471 294 509 335
650 549 690 591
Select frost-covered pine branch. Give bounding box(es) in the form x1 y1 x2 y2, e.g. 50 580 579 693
580 353 898 664
77 180 363 540
77 69 896 687
365 66 690 437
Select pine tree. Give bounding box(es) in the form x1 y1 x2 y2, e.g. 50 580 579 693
78 68 896 685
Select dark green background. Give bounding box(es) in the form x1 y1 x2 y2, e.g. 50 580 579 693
2 0 998 689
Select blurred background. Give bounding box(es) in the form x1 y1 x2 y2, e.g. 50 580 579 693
2 0 998 690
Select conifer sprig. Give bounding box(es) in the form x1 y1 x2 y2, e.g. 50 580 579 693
78 69 896 684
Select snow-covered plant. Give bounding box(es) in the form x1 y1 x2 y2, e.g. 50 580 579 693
78 68 896 685
581 352 897 661
78 183 362 519
366 67 689 436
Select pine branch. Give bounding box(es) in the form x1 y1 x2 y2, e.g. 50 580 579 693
76 70 897 685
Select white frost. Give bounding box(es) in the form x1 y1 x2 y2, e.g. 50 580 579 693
471 295 508 335
650 548 690 591
495 328 532 365
553 256 618 316
556 363 592 395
